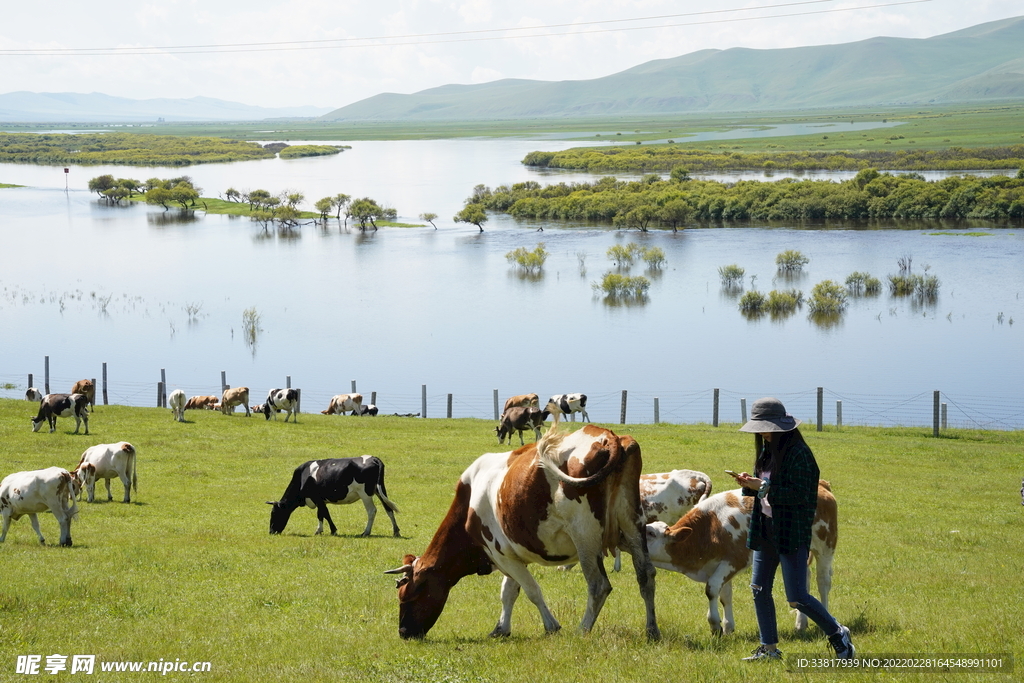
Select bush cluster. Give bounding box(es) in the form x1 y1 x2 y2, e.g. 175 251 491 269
0 133 274 165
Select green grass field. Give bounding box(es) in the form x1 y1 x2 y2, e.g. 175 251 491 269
0 399 1020 681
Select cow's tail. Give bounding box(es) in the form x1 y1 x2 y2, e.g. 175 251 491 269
125 443 138 496
58 471 80 521
698 478 712 502
535 426 621 489
373 458 400 513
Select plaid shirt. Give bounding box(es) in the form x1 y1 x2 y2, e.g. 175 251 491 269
744 440 820 554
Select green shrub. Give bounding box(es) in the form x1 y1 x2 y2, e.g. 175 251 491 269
776 249 810 273
846 271 880 295
739 290 767 313
808 280 848 314
767 289 803 314
718 264 745 286
505 243 549 273
593 272 650 299
640 246 666 269
607 243 641 267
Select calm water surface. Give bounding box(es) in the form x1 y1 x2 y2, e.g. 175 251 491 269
1 139 1021 427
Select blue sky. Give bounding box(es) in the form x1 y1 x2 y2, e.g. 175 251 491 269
1 0 1018 109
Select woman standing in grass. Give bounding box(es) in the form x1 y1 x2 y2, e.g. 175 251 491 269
731 397 855 663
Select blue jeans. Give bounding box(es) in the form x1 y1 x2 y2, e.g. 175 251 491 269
751 532 839 645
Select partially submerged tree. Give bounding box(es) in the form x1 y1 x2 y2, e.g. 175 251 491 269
453 203 488 232
419 212 438 229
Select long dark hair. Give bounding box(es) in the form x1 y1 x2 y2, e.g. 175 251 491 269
754 428 808 476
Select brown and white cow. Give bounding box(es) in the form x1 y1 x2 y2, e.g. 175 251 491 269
645 481 837 635
0 467 79 546
220 387 250 416
168 389 186 422
502 393 539 415
71 379 96 406
495 406 546 446
322 393 363 416
185 395 219 410
73 442 138 504
608 469 712 572
31 394 90 434
385 424 660 640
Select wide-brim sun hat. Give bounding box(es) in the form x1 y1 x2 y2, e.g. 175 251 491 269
738 397 801 433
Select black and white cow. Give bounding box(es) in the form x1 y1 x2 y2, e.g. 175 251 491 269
25 388 44 402
267 456 400 537
545 393 589 423
263 388 299 422
353 403 379 416
495 406 547 445
31 394 90 434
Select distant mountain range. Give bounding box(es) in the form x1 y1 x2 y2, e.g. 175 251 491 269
0 92 333 123
322 15 1024 121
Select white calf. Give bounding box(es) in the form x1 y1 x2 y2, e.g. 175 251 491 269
645 482 837 635
73 442 138 503
169 389 186 422
0 467 79 546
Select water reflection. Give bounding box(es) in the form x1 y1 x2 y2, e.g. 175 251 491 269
809 311 845 330
147 210 199 227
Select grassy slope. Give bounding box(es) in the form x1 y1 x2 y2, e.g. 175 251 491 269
1 399 1021 682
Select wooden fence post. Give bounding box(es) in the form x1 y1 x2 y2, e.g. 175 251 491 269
740 398 747 424
295 388 301 415
653 397 659 424
221 371 227 394
91 378 96 408
421 385 427 419
620 390 628 424
712 388 719 427
837 400 843 430
286 376 291 389
493 389 499 421
28 373 33 391
933 391 940 437
352 380 357 393
160 369 167 408
816 387 823 431
157 382 163 408
941 402 947 430
102 363 108 405
45 355 50 394
371 391 377 407
447 393 453 419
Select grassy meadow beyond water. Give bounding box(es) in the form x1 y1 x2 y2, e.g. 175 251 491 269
0 399 1021 682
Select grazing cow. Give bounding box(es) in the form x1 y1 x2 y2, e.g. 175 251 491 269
545 393 589 423
168 389 186 422
495 406 546 446
385 424 660 640
0 467 79 546
25 387 44 402
354 403 379 416
184 395 219 410
220 387 250 416
645 481 837 635
263 388 300 422
267 456 400 537
502 393 539 414
31 393 90 434
71 379 96 406
321 393 363 415
73 442 138 504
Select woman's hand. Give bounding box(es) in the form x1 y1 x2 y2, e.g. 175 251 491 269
735 472 762 489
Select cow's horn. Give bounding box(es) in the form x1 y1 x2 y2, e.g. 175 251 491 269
265 501 277 505
383 564 414 576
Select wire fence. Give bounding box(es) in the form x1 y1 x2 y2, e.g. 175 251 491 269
3 370 1022 431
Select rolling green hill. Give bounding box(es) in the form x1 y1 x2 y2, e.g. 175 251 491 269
322 16 1024 121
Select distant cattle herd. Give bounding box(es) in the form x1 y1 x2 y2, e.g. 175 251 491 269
4 382 843 646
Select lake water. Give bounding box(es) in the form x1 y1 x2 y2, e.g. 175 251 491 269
1 138 1021 429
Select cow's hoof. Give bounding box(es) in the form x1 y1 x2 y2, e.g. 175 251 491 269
38 539 46 545
489 628 511 638
647 626 662 642
62 539 73 548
